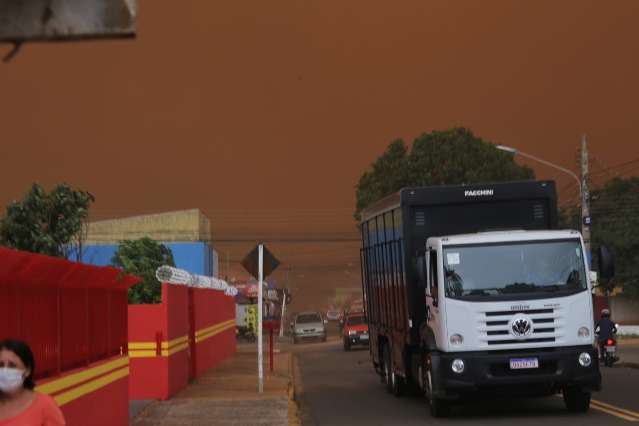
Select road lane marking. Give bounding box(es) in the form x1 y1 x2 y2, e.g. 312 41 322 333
590 402 638 422
554 395 639 422
592 399 639 421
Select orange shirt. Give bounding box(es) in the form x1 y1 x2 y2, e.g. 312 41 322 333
0 393 65 426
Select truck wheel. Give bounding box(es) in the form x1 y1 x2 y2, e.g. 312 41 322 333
423 353 449 417
383 344 393 393
383 344 404 397
563 386 591 412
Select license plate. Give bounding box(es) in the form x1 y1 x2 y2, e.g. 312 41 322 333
360 334 369 340
509 358 539 369
606 346 616 352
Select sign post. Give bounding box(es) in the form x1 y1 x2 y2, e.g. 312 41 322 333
242 243 280 394
257 244 264 393
279 292 287 338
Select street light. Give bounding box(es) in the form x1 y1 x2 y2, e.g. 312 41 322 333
496 144 591 263
495 145 582 195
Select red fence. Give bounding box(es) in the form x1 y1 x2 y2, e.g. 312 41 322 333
0 247 139 426
128 283 236 400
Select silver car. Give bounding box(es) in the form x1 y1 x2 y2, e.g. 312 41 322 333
292 311 327 344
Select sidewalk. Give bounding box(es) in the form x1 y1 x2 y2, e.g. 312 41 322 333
618 338 639 368
131 343 298 426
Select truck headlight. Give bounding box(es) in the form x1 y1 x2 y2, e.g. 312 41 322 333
578 352 592 367
449 334 464 345
348 330 357 335
578 327 590 338
451 359 465 374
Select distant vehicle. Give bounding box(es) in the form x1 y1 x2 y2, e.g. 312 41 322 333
326 310 340 321
292 311 327 344
343 312 369 351
339 302 365 330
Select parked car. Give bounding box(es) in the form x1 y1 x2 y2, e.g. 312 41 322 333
343 312 369 351
326 309 340 321
291 311 327 344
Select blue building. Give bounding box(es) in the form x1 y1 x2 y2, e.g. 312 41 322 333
80 209 219 277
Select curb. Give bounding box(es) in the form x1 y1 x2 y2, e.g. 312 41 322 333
618 362 639 370
288 353 301 426
618 338 639 346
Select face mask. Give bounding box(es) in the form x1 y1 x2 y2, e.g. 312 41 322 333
0 368 25 393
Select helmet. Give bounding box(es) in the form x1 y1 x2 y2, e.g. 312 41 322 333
601 308 610 317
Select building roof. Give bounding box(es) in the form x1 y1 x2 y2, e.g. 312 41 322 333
85 209 211 244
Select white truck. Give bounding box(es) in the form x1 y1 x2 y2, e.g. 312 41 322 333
360 181 613 417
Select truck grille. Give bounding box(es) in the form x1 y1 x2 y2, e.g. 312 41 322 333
479 308 562 347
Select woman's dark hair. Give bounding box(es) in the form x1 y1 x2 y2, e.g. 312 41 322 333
0 339 36 390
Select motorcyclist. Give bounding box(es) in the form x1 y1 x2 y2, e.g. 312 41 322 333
595 308 618 359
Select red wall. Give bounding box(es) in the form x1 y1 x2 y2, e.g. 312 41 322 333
128 283 235 400
192 287 236 376
0 247 138 426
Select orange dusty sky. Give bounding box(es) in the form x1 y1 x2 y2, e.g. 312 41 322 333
1 1 639 309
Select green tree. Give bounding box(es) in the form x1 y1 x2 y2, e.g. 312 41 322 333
355 139 411 220
0 183 94 258
355 128 535 219
111 237 176 304
589 177 639 298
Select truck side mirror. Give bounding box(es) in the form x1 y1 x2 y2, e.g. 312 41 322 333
598 246 615 280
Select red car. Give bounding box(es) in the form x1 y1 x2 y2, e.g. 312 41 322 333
343 312 369 351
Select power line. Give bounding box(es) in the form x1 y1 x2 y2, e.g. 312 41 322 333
590 158 639 177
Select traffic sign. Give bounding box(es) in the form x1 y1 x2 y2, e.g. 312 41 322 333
242 244 280 279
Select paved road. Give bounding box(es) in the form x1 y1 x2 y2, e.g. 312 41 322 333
293 332 639 426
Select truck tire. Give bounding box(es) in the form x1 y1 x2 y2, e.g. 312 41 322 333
383 344 404 397
563 386 591 412
423 353 449 417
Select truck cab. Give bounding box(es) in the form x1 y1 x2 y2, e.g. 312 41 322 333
420 229 600 415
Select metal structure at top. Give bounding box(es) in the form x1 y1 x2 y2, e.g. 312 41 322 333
155 265 238 297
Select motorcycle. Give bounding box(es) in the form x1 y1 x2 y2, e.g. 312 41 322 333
596 321 620 367
602 337 618 367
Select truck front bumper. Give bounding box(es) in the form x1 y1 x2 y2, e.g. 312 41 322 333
431 345 601 400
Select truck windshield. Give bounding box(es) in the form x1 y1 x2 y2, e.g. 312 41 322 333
443 239 587 299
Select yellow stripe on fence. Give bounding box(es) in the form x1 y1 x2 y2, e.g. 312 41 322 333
54 367 130 407
195 320 235 343
195 319 235 338
36 357 129 395
162 335 189 349
128 334 189 357
128 319 235 358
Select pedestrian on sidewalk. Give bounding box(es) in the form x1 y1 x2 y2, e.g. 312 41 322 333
0 339 65 426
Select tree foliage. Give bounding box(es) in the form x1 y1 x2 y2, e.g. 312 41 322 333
589 177 639 298
111 237 176 304
355 128 535 219
0 183 94 258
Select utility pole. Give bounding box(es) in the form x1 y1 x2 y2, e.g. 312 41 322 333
581 135 592 265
